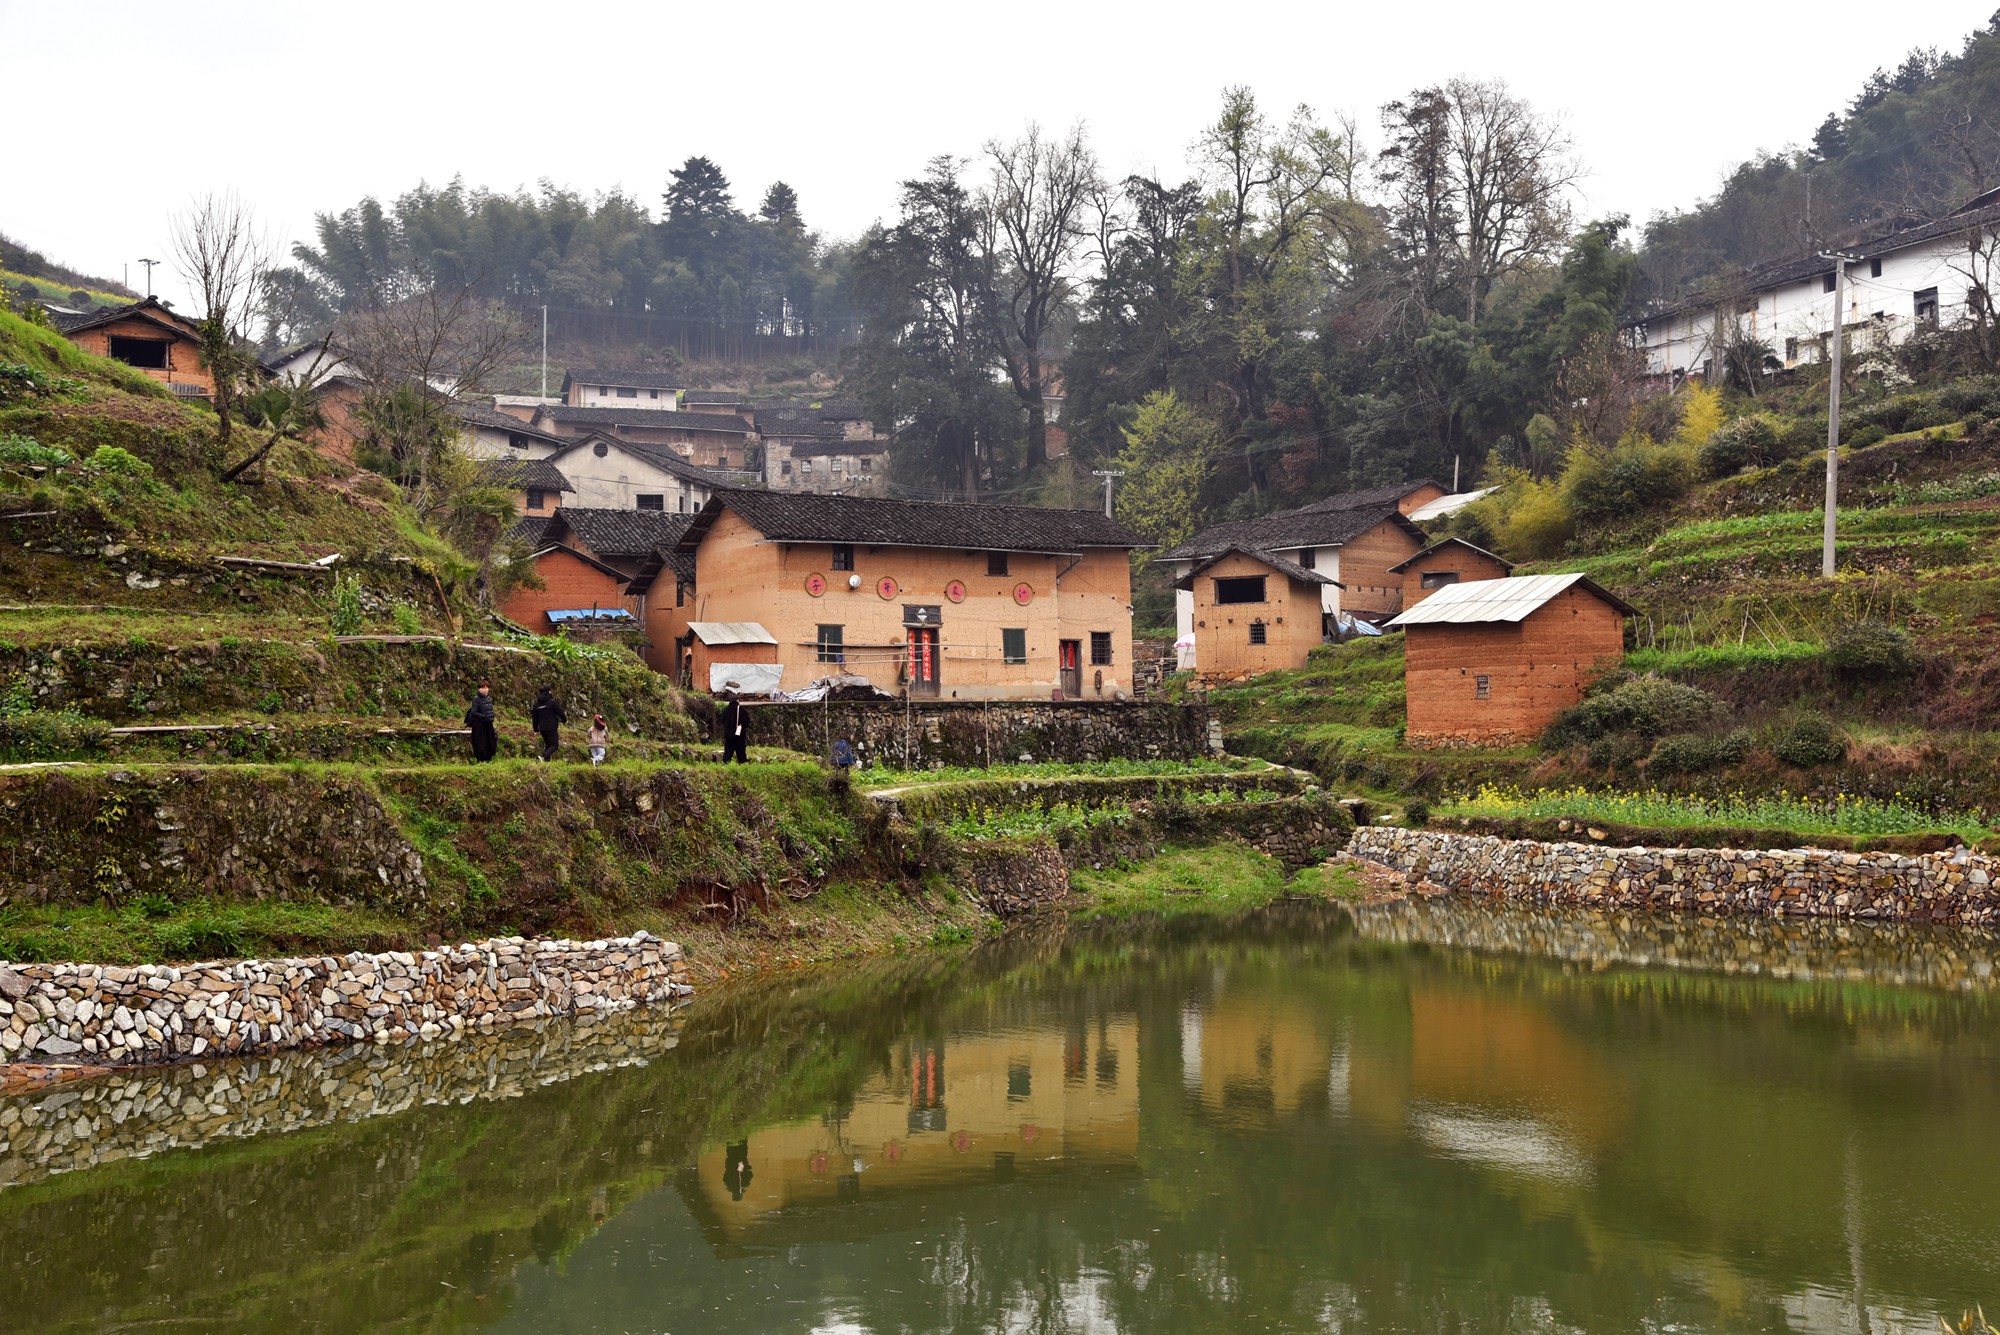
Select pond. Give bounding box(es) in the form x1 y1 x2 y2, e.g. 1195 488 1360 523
4 898 2000 1333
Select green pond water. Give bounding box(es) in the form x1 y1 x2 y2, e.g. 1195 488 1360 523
5 898 2000 1333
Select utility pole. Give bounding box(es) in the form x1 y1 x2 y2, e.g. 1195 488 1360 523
540 305 549 400
137 258 159 298
1092 469 1124 518
1820 251 1861 577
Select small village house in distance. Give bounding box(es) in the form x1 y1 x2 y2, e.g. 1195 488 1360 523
561 367 682 410
673 490 1142 699
1161 481 1436 673
1389 538 1514 610
1177 547 1340 682
1386 573 1637 747
51 298 214 398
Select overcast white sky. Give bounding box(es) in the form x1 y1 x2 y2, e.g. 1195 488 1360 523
5 0 1992 310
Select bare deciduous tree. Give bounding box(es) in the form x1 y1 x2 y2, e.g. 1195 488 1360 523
170 191 268 454
981 122 1104 468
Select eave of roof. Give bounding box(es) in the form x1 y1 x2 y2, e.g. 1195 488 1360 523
1384 571 1638 626
1176 545 1342 589
676 488 1144 555
1386 537 1516 574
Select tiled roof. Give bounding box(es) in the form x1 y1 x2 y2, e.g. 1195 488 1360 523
550 507 699 561
682 489 1143 553
48 296 201 338
473 457 574 493
561 367 684 391
1386 537 1515 574
452 400 570 445
683 390 746 405
547 434 737 487
1177 546 1341 589
781 438 885 459
508 514 553 547
1158 502 1421 563
1295 479 1443 515
538 405 755 434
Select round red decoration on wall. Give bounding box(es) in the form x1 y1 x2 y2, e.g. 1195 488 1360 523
1012 582 1034 606
804 572 828 597
877 575 899 599
944 579 967 604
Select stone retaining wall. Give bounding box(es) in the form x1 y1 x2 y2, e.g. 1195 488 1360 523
0 1004 688 1188
750 699 1214 768
0 931 690 1069
1350 828 2000 924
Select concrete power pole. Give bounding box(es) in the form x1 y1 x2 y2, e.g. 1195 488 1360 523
1092 469 1124 518
540 305 549 400
137 258 159 299
1819 251 1861 577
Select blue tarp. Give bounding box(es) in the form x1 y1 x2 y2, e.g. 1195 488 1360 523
545 608 635 623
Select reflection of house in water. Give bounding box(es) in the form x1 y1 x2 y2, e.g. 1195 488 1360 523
686 1021 1139 1246
1179 998 1336 1123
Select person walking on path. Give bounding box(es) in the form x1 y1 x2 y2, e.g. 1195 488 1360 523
465 682 498 762
719 691 749 763
531 686 567 762
587 714 610 767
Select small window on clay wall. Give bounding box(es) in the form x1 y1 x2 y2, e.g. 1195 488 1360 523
1475 674 1491 699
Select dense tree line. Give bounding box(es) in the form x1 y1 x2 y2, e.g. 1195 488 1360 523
262 165 859 357
1635 13 2000 306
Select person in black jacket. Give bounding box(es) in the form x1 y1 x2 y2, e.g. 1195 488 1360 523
465 682 498 762
718 691 748 763
530 685 567 762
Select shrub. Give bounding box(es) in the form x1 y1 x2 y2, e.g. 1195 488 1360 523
1777 415 1828 459
1647 728 1751 775
1403 798 1430 826
1772 714 1846 768
1938 376 2000 417
392 604 424 635
1586 732 1648 771
85 445 153 478
0 710 110 761
1698 416 1782 478
1544 675 1723 748
329 573 365 637
1845 422 1888 449
1561 436 1696 524
1825 622 1917 678
0 434 73 469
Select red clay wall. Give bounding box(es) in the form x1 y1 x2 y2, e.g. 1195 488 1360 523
1400 547 1512 609
1190 552 1322 681
1338 519 1424 622
1403 589 1625 746
67 317 212 395
498 549 631 636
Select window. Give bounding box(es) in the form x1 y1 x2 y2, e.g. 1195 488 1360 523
593 442 609 457
649 389 659 399
1870 258 1883 278
1916 287 1940 324
781 461 793 475
1248 621 1268 645
617 387 638 398
830 544 854 571
1420 570 1460 589
1090 631 1112 665
678 494 689 513
1785 337 1800 362
1475 674 1491 699
1823 272 1837 294
816 624 845 663
717 455 729 468
526 488 546 510
107 336 168 369
636 494 664 511
1002 627 1027 664
1296 548 1315 570
801 458 814 475
1213 575 1266 605
676 581 686 608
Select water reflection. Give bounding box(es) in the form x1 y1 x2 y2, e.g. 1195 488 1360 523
2 900 1997 1333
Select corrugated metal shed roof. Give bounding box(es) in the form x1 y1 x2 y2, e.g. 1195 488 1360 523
1385 573 1638 626
689 621 778 646
546 607 635 623
1407 487 1499 522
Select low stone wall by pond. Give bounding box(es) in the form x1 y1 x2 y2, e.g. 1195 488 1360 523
0 932 690 1069
750 699 1214 768
1349 828 2000 925
0 1004 689 1188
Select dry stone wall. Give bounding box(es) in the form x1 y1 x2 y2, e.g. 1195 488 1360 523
0 1004 688 1188
751 699 1214 768
1350 828 2000 925
0 932 690 1069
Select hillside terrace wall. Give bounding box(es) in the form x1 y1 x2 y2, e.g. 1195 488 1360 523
749 699 1213 767
1349 828 2000 925
0 932 690 1069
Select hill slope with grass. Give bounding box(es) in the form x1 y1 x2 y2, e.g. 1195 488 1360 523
1208 396 2000 846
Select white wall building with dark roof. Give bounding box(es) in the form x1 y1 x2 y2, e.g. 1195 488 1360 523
560 367 682 410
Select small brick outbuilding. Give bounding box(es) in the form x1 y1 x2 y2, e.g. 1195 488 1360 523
1386 573 1637 747
1388 538 1514 611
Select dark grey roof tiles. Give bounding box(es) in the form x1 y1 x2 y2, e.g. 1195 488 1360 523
686 489 1142 553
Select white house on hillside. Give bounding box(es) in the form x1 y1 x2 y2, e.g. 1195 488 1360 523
1628 190 2000 380
560 367 682 411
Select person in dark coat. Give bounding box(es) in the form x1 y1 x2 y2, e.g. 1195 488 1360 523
718 691 749 763
530 685 567 762
465 682 498 762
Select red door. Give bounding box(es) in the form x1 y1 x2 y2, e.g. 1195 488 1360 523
907 626 940 694
1058 639 1081 699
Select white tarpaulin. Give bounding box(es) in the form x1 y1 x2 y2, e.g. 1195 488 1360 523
710 662 784 695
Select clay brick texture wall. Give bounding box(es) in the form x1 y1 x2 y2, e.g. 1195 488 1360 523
1400 547 1512 610
1403 587 1624 746
1336 519 1423 622
68 317 212 395
499 549 633 635
1190 551 1323 680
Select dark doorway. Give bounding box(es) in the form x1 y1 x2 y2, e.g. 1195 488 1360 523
1059 639 1081 698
